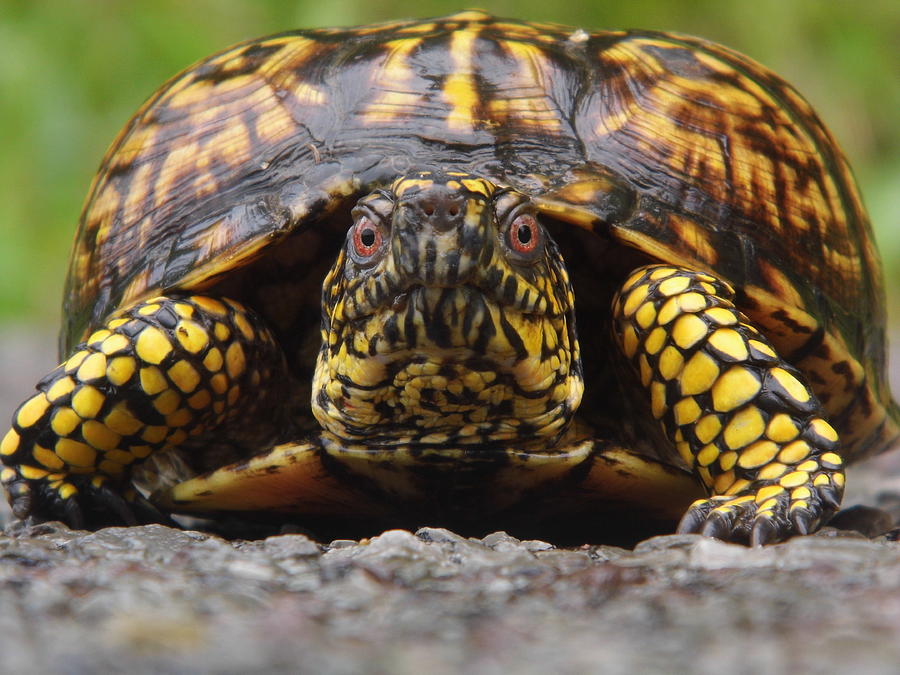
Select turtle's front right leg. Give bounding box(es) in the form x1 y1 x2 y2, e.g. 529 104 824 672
1 294 287 528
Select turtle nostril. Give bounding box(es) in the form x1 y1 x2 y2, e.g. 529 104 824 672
422 202 435 217
448 205 459 217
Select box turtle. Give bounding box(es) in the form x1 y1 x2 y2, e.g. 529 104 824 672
2 11 897 545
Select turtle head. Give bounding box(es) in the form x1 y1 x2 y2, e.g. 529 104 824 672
312 170 583 447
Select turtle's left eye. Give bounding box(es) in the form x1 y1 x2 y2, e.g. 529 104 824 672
350 216 385 262
505 213 543 260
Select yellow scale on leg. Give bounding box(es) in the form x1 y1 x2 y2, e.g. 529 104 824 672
0 294 285 526
612 264 844 544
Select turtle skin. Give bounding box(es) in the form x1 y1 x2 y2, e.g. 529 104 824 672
2 11 897 544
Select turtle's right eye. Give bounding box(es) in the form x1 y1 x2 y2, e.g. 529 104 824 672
349 216 386 264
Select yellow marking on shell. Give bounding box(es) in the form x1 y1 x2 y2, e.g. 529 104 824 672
71 386 104 419
779 471 809 489
676 441 694 467
168 429 188 445
622 283 649 317
166 409 192 428
704 307 737 325
674 397 701 426
657 275 690 297
713 470 736 494
708 329 749 361
797 460 819 473
680 352 719 395
737 440 779 469
51 408 81 436
187 389 212 410
81 420 121 452
677 292 707 313
168 360 201 393
175 321 210 354
770 368 810 403
99 334 130 355
1 429 19 456
622 269 648 291
227 385 241 407
833 473 845 487
778 440 811 465
173 303 194 318
32 445 64 470
141 426 167 443
650 381 667 419
755 485 785 504
66 350 90 373
214 323 231 342
695 414 722 444
711 367 761 412
672 314 708 349
88 329 112 345
76 353 107 382
46 376 76 402
638 355 652 387
758 462 788 480
153 390 181 416
635 302 657 329
135 327 173 365
192 296 227 316
719 451 737 472
656 298 680 325
810 419 838 442
697 444 719 467
233 313 255 341
748 340 776 358
211 374 228 395
108 318 129 329
644 327 666 355
55 438 96 468
658 346 684 380
766 414 799 443
821 452 842 466
137 303 161 316
107 356 137 386
16 394 50 428
104 404 144 436
757 499 778 513
140 366 168 396
649 267 675 281
723 406 765 450
131 445 152 458
203 348 224 372
225 342 246 379
621 325 639 359
19 465 49 480
56 482 78 499
444 29 478 131
791 486 812 501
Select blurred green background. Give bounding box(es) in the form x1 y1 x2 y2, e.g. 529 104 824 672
1 0 897 332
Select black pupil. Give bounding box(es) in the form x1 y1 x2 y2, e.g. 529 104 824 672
360 227 376 248
516 223 532 245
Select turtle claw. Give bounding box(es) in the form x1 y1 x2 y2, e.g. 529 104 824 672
749 517 778 547
4 467 168 529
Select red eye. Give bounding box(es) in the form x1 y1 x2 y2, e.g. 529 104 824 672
508 214 540 255
352 217 383 258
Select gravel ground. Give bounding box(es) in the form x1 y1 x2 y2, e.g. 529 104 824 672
1 325 899 674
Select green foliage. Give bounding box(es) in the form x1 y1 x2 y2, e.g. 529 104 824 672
0 0 896 325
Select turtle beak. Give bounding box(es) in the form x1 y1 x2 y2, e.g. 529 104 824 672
390 182 491 289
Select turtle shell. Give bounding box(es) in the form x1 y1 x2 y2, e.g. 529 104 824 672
63 10 897 461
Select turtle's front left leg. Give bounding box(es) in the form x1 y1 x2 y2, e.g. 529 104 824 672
0 293 287 528
612 264 844 545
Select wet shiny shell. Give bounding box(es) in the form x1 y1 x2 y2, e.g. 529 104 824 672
63 10 897 461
